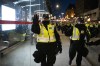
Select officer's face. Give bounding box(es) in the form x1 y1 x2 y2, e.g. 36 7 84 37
43 18 49 21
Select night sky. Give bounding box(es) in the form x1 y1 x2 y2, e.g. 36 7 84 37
50 0 76 17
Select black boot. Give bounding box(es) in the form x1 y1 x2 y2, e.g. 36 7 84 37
41 63 47 66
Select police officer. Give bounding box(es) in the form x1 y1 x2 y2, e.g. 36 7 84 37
31 14 62 66
85 23 91 42
68 18 88 66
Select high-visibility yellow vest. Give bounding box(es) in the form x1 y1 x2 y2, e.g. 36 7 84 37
67 23 70 26
37 23 56 43
90 24 93 27
85 24 89 28
71 27 80 40
85 24 91 35
95 24 98 28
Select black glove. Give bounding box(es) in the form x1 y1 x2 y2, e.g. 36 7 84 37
58 46 62 53
33 51 41 63
57 41 62 53
32 14 39 24
86 41 94 46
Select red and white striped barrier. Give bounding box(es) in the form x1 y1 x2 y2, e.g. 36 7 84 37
0 20 33 24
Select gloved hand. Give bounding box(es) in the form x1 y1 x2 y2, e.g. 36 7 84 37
57 41 62 53
86 41 94 46
33 50 41 63
58 46 62 53
32 14 39 24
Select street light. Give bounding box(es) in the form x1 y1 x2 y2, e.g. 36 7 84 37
56 4 59 8
59 15 61 18
61 13 64 18
43 1 45 10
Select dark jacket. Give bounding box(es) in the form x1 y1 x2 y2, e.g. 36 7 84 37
76 24 87 41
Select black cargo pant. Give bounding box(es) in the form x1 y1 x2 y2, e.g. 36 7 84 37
69 40 85 66
36 42 57 66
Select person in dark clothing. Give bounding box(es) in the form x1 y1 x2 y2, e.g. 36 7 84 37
65 21 88 66
76 24 87 41
61 23 65 34
64 23 72 36
88 24 96 38
31 14 62 66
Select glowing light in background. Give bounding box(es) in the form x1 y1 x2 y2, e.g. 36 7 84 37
1 5 16 31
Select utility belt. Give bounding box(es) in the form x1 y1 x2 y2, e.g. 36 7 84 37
37 42 56 44
71 40 85 46
71 39 85 42
71 40 79 44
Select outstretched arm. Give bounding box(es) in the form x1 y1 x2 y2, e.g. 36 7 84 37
54 27 62 53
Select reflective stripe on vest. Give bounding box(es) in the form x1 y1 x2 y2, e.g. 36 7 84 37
72 27 80 40
95 24 98 28
85 24 91 35
87 28 91 35
37 23 56 43
85 24 89 28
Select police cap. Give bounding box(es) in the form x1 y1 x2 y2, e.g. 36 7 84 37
43 14 49 19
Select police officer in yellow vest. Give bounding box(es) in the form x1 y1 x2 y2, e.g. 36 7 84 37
68 18 88 66
85 23 91 42
31 14 62 66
